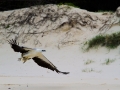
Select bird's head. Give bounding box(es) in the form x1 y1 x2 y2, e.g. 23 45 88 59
41 50 46 52
36 48 46 52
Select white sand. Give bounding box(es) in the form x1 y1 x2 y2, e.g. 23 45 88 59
0 43 120 90
0 5 120 90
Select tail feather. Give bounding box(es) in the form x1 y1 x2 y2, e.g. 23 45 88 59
55 69 70 75
59 71 70 74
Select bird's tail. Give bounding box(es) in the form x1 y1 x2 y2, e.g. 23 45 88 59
59 71 70 74
55 69 70 75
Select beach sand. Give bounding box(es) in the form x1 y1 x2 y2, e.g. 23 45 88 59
0 43 120 90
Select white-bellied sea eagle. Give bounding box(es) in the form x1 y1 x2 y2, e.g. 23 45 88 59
8 38 69 74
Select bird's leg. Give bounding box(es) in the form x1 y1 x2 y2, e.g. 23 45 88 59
19 53 24 61
23 57 27 63
18 58 21 61
18 57 23 61
22 52 31 63
23 59 27 63
18 55 26 61
22 57 31 63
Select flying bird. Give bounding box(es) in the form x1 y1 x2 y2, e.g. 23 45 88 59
7 38 69 74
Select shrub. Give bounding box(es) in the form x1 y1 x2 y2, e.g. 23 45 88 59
86 32 120 50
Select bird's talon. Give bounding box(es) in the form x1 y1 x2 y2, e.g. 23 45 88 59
18 58 21 61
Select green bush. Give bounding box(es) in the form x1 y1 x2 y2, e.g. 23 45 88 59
86 32 120 50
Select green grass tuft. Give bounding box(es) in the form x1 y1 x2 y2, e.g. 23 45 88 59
102 58 115 65
97 10 113 13
84 59 94 65
86 32 120 50
82 68 94 72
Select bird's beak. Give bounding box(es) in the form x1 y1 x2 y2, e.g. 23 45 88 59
42 50 46 52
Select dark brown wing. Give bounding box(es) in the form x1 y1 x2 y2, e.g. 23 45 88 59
32 56 69 74
7 39 28 53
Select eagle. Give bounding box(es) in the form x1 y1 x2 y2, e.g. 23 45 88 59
7 38 69 74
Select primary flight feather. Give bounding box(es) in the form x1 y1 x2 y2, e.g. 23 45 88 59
8 38 69 74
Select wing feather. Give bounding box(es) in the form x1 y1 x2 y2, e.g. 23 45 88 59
8 39 28 53
32 53 69 74
33 53 57 71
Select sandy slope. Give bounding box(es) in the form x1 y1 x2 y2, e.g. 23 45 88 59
0 5 120 90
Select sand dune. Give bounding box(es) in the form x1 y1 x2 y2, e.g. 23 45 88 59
0 4 120 90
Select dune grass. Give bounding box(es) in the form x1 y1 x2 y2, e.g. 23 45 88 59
86 32 120 50
84 59 94 65
82 68 94 72
102 58 115 65
97 10 114 13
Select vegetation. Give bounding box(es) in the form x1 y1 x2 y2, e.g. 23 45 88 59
97 10 113 13
0 0 118 12
58 2 79 8
82 68 94 72
102 58 115 65
86 32 120 50
84 59 94 65
97 10 114 15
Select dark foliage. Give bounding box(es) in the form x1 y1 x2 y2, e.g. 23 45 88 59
0 0 119 11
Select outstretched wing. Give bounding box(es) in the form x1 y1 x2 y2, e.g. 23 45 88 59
32 53 69 74
33 53 57 71
7 39 28 53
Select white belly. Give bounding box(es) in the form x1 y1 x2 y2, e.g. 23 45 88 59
23 50 40 59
